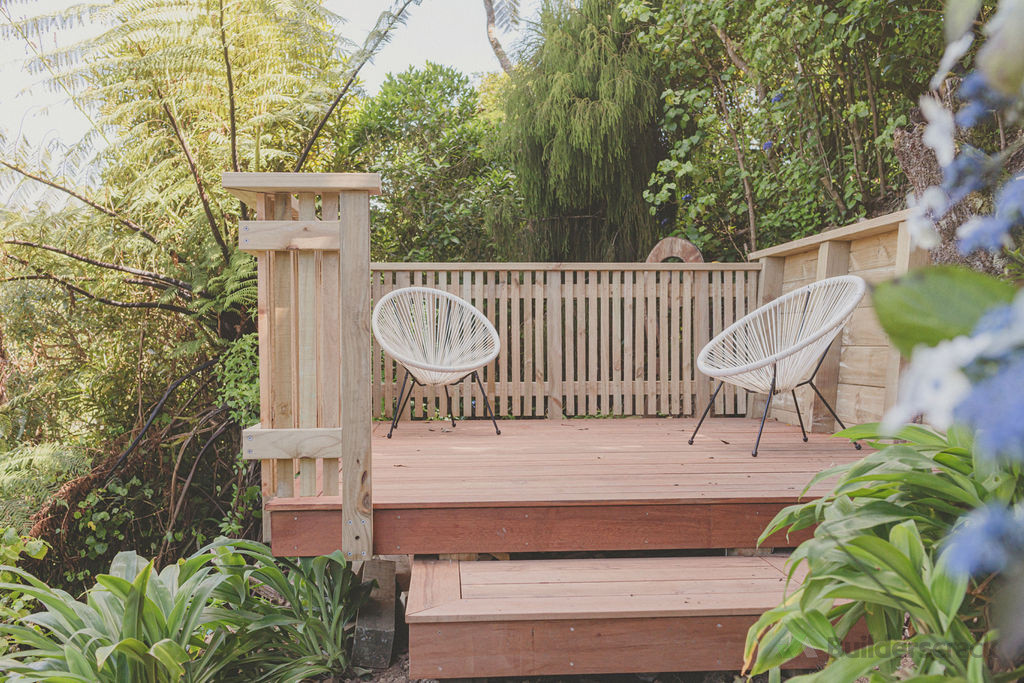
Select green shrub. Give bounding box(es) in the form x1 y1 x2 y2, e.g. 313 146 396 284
0 539 370 681
744 423 1024 680
0 528 48 655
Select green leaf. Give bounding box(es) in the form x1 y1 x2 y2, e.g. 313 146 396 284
872 266 1015 357
149 638 189 677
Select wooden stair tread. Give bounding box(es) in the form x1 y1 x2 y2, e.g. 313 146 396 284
407 556 803 623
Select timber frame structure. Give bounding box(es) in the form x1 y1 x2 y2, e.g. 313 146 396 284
222 172 925 677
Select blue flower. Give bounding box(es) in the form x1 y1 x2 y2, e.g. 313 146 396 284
682 194 692 201
771 92 784 103
956 72 1015 128
943 504 1024 576
958 177 1024 254
762 141 774 151
973 303 1014 336
942 146 1000 204
955 353 1024 461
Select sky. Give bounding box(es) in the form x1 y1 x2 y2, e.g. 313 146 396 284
0 0 540 149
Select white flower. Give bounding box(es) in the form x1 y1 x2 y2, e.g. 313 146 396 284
905 187 946 249
931 33 974 91
883 335 989 433
920 95 957 166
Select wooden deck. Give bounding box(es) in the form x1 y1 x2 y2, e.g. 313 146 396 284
265 417 864 556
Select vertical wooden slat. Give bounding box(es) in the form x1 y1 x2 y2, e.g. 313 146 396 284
612 271 623 415
534 271 544 416
682 271 694 416
319 192 340 497
339 191 372 559
270 192 295 499
693 271 710 417
587 270 598 416
487 271 499 415
601 271 611 414
669 271 681 416
633 271 644 414
565 274 573 417
574 273 585 415
711 270 725 415
748 257 783 420
254 196 275 523
645 271 657 415
722 271 735 415
296 194 317 497
658 271 669 415
546 271 563 417
511 271 522 416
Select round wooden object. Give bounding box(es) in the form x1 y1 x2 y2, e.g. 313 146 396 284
645 236 704 263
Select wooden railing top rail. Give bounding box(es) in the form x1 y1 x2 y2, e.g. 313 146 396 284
222 171 382 195
747 209 911 260
370 262 762 271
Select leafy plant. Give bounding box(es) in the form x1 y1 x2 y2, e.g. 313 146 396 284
0 528 48 655
0 540 369 681
206 539 372 678
743 422 1024 680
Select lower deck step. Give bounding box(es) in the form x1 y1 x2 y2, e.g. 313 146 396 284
406 555 820 678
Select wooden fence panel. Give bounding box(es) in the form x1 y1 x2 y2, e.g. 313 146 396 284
368 263 760 419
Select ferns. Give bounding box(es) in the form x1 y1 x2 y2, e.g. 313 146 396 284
0 442 92 532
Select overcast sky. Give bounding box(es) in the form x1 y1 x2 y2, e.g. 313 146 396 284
0 0 539 149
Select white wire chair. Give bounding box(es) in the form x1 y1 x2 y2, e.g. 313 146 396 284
372 286 501 438
688 275 867 456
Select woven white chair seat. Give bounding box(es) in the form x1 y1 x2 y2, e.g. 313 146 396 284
697 275 866 395
372 287 500 387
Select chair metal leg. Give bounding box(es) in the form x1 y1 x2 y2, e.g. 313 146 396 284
388 369 411 438
791 390 808 442
688 381 724 445
444 385 456 428
807 380 862 450
752 366 777 457
472 371 501 435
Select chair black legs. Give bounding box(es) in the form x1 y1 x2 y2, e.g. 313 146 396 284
388 368 501 437
752 368 777 457
805 380 862 450
687 381 724 446
388 368 412 438
791 390 809 443
444 385 456 427
472 371 501 435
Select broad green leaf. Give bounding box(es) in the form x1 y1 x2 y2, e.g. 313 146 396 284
149 638 189 677
872 266 1015 357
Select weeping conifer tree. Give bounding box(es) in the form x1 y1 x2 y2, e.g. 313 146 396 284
502 0 665 261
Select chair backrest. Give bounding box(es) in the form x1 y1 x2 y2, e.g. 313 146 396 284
697 275 866 393
372 286 500 376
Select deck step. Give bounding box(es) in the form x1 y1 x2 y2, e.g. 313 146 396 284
406 555 820 678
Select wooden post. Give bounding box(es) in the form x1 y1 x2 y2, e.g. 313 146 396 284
884 220 930 411
746 257 783 419
808 240 851 432
225 172 381 557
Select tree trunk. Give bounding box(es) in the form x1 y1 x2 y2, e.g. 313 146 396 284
893 108 1000 274
483 0 514 74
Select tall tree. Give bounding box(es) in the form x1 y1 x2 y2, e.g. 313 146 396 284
622 0 945 259
502 0 664 261
482 0 517 74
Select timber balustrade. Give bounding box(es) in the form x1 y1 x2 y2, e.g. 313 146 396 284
369 262 762 421
225 172 377 556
